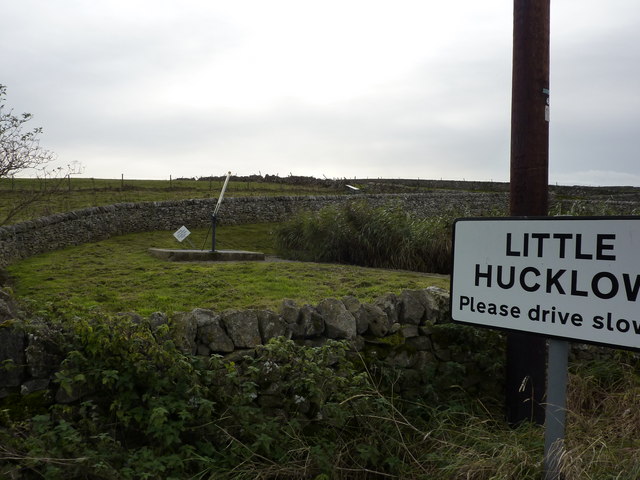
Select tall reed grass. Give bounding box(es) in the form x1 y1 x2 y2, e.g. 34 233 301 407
275 201 455 274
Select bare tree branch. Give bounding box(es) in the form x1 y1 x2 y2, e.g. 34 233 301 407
0 84 57 179
0 84 79 225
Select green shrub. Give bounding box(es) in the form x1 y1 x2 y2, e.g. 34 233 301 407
2 313 638 479
275 201 456 273
0 314 452 479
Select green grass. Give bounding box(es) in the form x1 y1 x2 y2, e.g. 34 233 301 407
6 223 448 317
0 177 343 224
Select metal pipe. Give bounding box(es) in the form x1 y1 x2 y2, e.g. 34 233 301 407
544 339 569 480
214 171 232 217
211 214 217 252
211 171 231 251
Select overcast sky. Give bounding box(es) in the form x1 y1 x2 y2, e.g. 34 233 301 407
2 1 639 185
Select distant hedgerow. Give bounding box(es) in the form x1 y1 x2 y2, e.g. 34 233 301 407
275 200 456 274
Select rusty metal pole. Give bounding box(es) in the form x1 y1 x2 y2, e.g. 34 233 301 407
507 0 550 426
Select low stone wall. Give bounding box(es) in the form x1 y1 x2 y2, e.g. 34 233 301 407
0 286 505 403
0 192 509 267
2 191 638 268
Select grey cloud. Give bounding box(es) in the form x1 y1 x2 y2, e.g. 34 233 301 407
2 1 640 185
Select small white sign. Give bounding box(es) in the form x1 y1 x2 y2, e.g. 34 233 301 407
451 217 640 351
173 225 191 243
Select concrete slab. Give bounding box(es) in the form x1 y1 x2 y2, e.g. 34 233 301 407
148 248 265 262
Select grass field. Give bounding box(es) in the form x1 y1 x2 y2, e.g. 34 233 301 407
0 177 343 224
6 223 448 317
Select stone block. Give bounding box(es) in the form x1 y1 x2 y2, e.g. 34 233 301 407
170 311 198 355
256 309 289 342
147 312 169 330
280 299 300 325
399 290 426 325
25 333 63 379
222 310 262 348
193 309 235 353
0 288 20 321
406 336 433 352
374 293 399 324
341 295 361 315
355 310 369 335
21 378 50 395
358 303 389 337
389 322 402 334
387 349 418 369
400 325 420 338
297 305 325 338
196 344 211 356
317 298 356 339
423 286 451 324
0 325 25 388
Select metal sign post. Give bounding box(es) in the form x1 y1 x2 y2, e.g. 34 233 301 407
543 339 569 480
451 217 640 478
211 171 232 252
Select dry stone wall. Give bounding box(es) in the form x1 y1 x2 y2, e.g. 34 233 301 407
2 191 638 268
0 285 505 404
0 192 508 267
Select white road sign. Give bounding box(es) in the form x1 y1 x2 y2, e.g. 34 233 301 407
450 217 640 351
173 225 191 243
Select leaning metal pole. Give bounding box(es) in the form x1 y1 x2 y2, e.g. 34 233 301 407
507 0 550 427
211 171 232 252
